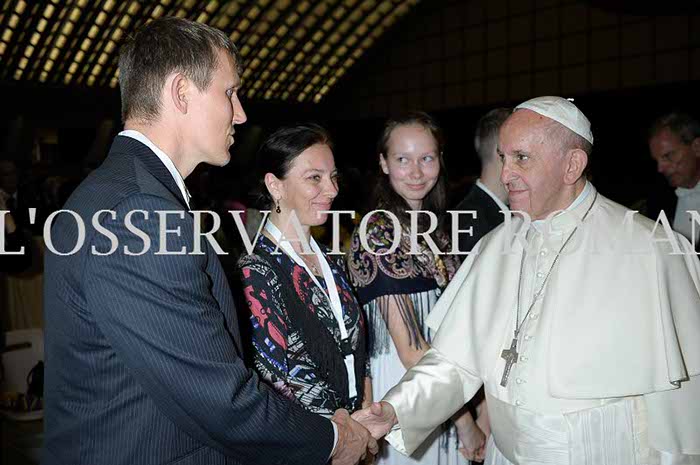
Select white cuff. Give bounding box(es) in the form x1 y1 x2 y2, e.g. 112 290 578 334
329 420 338 460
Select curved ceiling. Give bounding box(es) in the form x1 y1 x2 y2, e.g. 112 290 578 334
0 0 419 103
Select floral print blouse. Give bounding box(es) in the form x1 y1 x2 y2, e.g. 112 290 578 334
237 235 368 415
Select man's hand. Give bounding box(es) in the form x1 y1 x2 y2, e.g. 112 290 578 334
331 409 378 465
351 401 397 440
455 419 486 462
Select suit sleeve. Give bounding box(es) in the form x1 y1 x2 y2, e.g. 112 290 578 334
83 194 333 465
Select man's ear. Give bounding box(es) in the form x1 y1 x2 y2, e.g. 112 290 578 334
379 154 389 175
564 148 588 184
264 173 283 201
170 73 189 114
691 137 700 158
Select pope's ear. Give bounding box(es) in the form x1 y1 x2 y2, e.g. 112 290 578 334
564 148 588 184
379 154 389 175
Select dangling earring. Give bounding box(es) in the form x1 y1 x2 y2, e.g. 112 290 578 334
275 199 281 214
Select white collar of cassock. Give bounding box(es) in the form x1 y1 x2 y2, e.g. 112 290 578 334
530 181 593 235
119 129 192 208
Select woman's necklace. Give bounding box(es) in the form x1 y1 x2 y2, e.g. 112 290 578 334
300 254 320 275
263 223 320 273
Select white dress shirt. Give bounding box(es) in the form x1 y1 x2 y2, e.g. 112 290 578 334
674 181 700 246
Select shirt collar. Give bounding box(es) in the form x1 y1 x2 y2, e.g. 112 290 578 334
119 130 191 208
676 180 700 198
475 179 509 214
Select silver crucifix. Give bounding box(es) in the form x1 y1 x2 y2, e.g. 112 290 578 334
500 337 519 387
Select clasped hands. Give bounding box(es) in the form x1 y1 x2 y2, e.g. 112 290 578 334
335 402 488 464
329 403 397 465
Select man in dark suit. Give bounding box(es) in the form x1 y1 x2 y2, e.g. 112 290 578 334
43 17 375 465
454 108 511 254
647 112 700 250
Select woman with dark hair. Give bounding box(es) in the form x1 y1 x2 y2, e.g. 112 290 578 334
236 124 370 417
348 112 486 464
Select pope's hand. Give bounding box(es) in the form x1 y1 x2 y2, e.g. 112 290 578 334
351 401 397 440
331 408 378 465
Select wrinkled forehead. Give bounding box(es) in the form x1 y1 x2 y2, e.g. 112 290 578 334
506 108 555 130
650 127 685 146
499 109 553 146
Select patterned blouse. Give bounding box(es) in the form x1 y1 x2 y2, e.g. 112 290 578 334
347 212 460 355
237 235 367 415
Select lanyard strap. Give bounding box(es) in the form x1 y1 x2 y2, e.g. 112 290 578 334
264 220 357 397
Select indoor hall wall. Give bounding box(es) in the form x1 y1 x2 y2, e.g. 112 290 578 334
327 0 699 118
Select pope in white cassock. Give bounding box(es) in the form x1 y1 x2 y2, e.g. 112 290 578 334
352 96 700 465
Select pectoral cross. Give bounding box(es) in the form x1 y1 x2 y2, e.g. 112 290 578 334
500 336 519 387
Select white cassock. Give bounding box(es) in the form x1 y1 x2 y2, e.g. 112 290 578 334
383 183 700 465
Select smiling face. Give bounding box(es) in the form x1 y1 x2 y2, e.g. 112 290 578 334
276 143 338 227
649 128 700 189
185 48 247 167
498 110 578 220
379 124 441 210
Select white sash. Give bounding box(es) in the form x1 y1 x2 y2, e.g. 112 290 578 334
484 394 682 465
264 220 357 399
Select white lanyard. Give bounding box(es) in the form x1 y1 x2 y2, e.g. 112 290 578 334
264 220 357 398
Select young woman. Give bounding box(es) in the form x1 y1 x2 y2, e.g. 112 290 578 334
348 112 487 464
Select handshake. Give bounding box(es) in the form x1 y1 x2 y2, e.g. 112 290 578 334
328 402 397 465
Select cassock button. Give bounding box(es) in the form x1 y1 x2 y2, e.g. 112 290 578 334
520 355 528 362
536 271 545 278
516 378 525 384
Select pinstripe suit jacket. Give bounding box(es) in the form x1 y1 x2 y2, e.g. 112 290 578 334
43 136 334 465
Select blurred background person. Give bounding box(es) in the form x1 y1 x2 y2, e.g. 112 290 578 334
347 112 486 464
0 182 32 274
647 112 700 249
237 124 370 418
1 159 42 331
453 108 511 255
